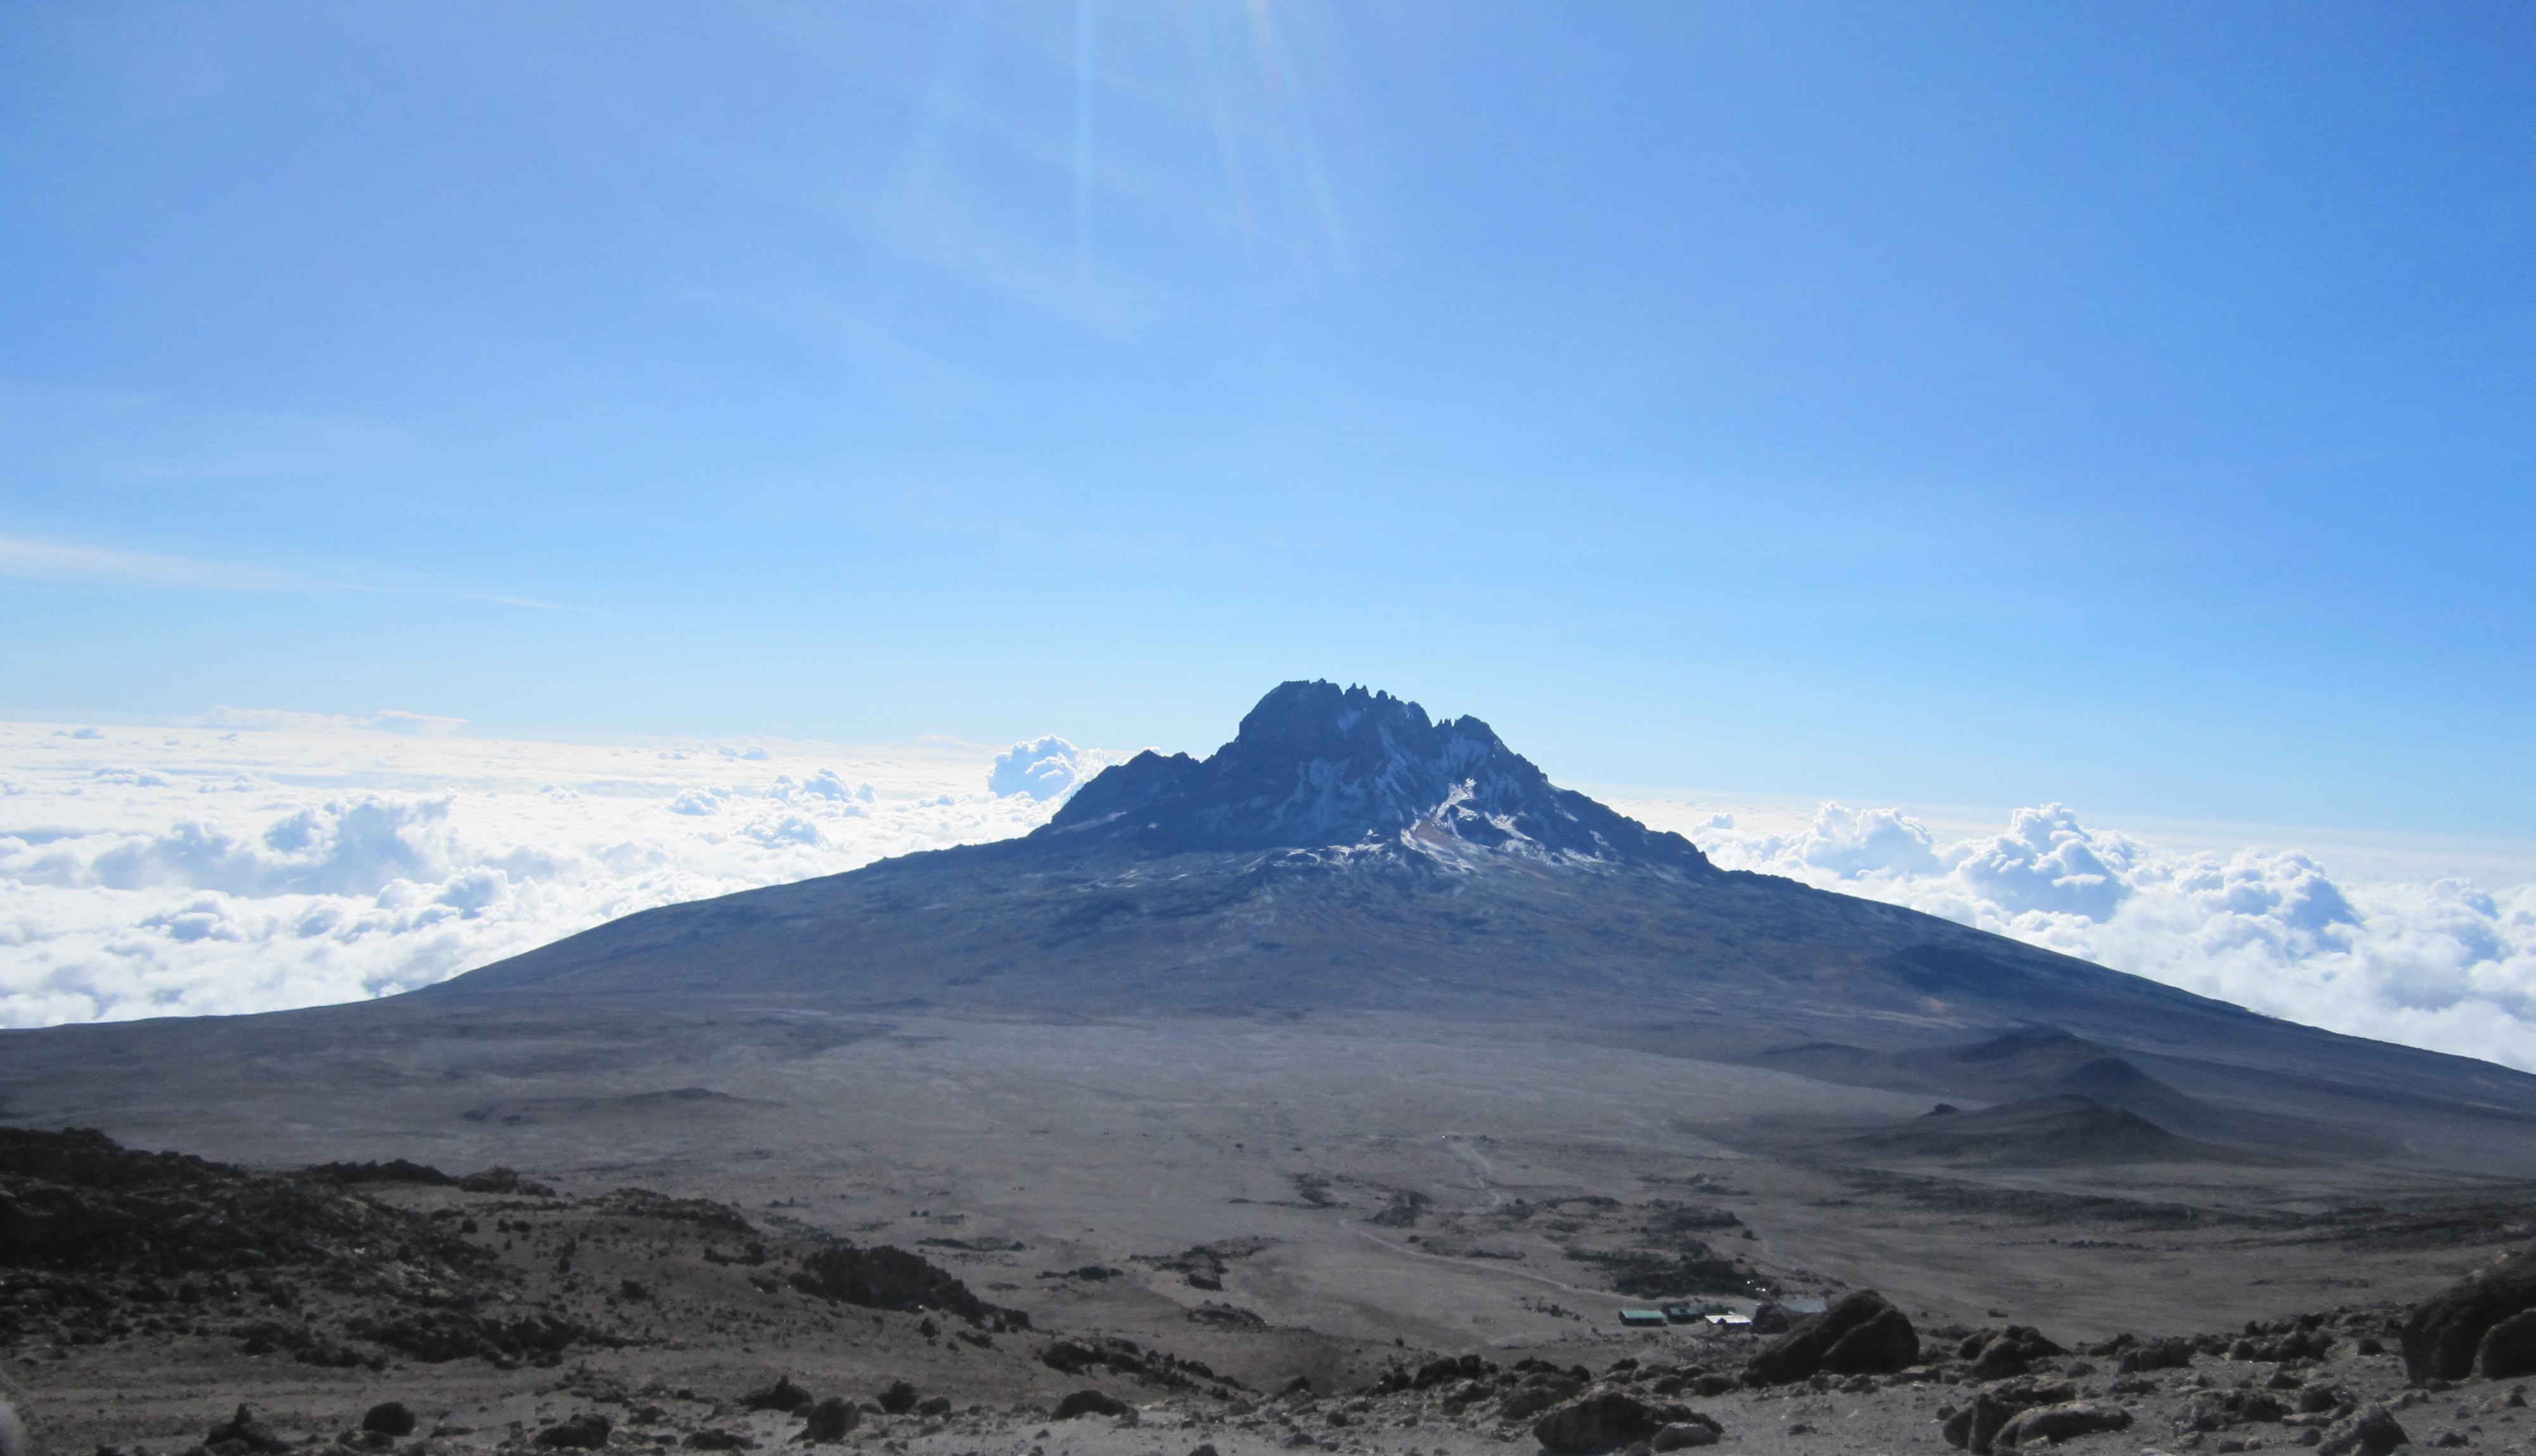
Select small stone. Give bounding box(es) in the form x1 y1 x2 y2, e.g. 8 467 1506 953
361 1406 416 1439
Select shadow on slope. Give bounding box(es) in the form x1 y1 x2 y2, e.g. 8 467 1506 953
1835 1094 2263 1168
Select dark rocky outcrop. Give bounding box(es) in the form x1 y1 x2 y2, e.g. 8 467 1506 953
1052 1391 1129 1421
2319 1404 2409 1456
2177 1389 2288 1433
1941 1383 2078 1455
1746 1291 1919 1384
202 1405 290 1455
1532 1393 1693 1454
789 1244 1026 1330
2402 1248 2536 1382
533 1415 610 1450
2476 1308 2536 1379
875 1382 918 1415
742 1377 815 1414
359 1403 416 1438
794 1400 855 1444
1648 1419 1721 1452
1963 1325 2065 1380
1991 1403 2130 1450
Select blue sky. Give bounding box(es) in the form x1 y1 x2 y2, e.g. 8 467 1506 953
4 2 2531 836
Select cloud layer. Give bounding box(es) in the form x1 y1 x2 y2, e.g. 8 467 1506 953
0 721 1099 1026
4 719 2532 1073
1616 797 2536 1071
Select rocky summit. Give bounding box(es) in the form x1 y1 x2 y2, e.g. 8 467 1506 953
1040 681 1713 870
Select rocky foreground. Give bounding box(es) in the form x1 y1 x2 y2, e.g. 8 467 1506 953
8 1130 2536 1456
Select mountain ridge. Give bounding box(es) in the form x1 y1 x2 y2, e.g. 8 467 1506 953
1035 680 1715 872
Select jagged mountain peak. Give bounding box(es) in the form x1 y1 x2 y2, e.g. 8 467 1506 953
1040 679 1713 872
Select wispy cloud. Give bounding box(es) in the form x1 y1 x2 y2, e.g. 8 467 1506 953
0 534 583 612
0 534 325 591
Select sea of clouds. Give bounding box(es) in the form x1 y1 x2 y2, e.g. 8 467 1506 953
1617 797 2536 1071
0 715 1121 1027
3 716 2532 1071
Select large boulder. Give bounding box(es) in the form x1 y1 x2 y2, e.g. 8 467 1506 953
1745 1291 1920 1384
1052 1391 1129 1421
2401 1247 2536 1382
2476 1308 2536 1380
2318 1404 2408 1456
1940 1384 2077 1456
796 1399 857 1443
1967 1326 2064 1380
1648 1417 1723 1452
204 1407 292 1456
1533 1393 1674 1454
1991 1403 2132 1450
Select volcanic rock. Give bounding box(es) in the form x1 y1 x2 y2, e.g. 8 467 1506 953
359 1404 415 1438
1052 1391 1129 1421
1990 1402 2131 1450
743 1377 816 1414
1746 1291 1920 1384
2319 1404 2409 1456
2402 1248 2536 1382
203 1406 290 1456
533 1415 610 1450
791 1244 1024 1330
1646 1417 1723 1452
2476 1307 2536 1380
1966 1325 2066 1379
1532 1392 1679 1454
794 1400 857 1443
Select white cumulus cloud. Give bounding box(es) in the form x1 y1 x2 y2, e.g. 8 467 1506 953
987 735 1122 801
0 719 1111 1027
1614 796 2536 1072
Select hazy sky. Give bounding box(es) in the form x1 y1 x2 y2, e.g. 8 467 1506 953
4 3 2531 836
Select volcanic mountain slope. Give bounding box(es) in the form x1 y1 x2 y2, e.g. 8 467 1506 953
6 679 2536 1184
399 681 2536 1157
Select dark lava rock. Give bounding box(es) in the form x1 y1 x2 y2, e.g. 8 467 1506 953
203 1406 290 1455
743 1377 816 1414
1646 1416 1723 1452
794 1400 857 1444
1967 1325 2064 1380
360 1404 416 1438
914 1398 951 1419
1498 1373 1588 1422
298 1160 452 1187
455 1166 554 1196
1941 1384 2078 1455
1186 1303 1265 1328
2476 1307 2536 1380
533 1415 611 1451
1746 1303 1793 1335
348 1308 616 1365
2118 1337 2194 1373
1042 1341 1101 1375
876 1382 919 1415
2402 1247 2536 1382
1991 1403 2131 1450
791 1244 1026 1330
1370 1355 1498 1395
0 1128 485 1281
1746 1291 1920 1384
2178 1389 2288 1433
2319 1404 2407 1456
1052 1391 1130 1421
1532 1393 1682 1454
684 1432 756 1451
